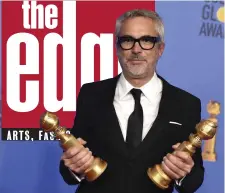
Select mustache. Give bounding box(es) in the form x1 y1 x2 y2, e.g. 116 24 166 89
128 55 146 61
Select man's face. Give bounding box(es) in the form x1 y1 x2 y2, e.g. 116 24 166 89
116 17 165 79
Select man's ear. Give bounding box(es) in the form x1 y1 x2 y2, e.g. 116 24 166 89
158 42 165 57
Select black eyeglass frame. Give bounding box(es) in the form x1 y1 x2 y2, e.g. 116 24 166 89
117 35 161 50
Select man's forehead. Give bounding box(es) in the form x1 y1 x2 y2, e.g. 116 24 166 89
119 17 158 37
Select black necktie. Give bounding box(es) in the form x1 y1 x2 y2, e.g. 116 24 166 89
126 88 143 150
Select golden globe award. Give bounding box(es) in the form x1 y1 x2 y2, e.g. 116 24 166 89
147 100 220 189
40 112 108 182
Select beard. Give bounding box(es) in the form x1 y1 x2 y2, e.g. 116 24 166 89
125 61 148 77
122 54 148 78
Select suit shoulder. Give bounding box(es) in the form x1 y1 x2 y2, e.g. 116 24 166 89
170 84 201 105
159 75 200 105
81 76 117 89
78 76 118 95
166 83 202 124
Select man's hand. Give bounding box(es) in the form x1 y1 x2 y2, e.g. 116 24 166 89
61 138 94 175
161 143 194 180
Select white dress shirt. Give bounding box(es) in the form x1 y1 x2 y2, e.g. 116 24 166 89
113 72 162 141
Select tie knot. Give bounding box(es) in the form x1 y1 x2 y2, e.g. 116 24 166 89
130 88 142 101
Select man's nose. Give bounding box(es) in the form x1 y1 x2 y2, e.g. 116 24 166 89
132 42 142 53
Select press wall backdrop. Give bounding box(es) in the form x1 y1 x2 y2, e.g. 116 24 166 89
0 1 224 193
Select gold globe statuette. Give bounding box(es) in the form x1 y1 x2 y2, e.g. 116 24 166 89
40 111 108 182
147 100 220 189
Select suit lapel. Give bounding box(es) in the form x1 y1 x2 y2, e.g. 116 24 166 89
100 74 129 157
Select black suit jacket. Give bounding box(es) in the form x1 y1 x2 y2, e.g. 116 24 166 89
60 74 204 193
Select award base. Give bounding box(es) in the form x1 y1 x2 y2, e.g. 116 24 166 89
202 152 216 162
85 157 107 181
147 164 171 189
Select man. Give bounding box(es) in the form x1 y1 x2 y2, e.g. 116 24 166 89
60 9 204 193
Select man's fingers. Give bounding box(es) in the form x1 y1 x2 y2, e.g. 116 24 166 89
161 161 180 179
76 150 92 168
77 138 87 145
71 148 90 164
63 147 93 175
78 156 94 173
163 154 187 178
61 146 84 159
72 156 94 174
61 138 88 160
174 151 194 166
172 143 181 150
79 156 94 172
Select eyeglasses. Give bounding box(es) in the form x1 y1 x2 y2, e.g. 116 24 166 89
117 35 161 50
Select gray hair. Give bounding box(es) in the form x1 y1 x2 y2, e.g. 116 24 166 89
115 9 165 43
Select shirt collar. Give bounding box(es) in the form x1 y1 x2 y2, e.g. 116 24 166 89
117 72 163 102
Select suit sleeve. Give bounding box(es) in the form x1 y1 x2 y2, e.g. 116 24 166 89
59 84 90 185
175 98 205 193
